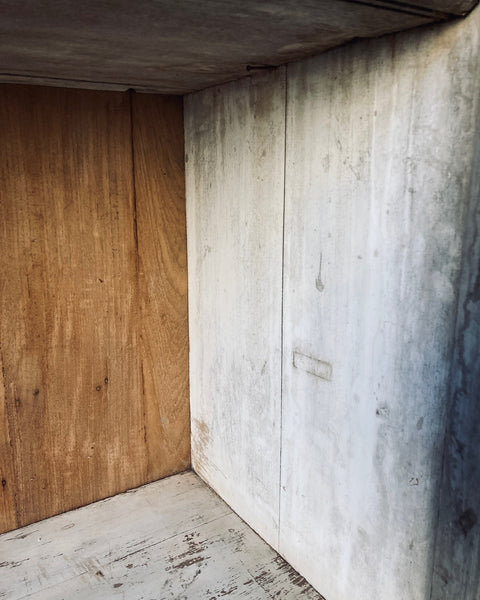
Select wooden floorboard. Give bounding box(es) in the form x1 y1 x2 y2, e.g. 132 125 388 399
0 471 323 599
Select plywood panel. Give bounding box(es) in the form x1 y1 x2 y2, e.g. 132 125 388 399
280 12 480 600
131 93 190 479
185 70 285 547
0 84 189 533
0 351 16 532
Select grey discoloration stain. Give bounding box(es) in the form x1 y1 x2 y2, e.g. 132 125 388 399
186 68 285 547
315 252 325 292
458 508 477 536
293 350 332 381
375 405 390 418
278 13 480 597
435 563 450 585
431 40 480 596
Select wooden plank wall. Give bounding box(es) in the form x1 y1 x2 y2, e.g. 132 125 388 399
0 84 189 534
185 70 285 547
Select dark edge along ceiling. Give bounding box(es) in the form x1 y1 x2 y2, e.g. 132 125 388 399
0 0 478 94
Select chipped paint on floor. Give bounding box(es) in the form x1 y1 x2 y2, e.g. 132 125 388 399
0 471 323 599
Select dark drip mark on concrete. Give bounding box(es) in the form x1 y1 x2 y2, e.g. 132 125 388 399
316 252 325 292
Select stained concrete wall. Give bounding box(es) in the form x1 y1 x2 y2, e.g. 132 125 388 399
184 71 286 546
185 6 480 600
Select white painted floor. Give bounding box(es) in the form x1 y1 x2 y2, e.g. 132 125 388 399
0 471 323 599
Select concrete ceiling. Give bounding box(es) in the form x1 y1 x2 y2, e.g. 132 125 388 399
0 0 478 95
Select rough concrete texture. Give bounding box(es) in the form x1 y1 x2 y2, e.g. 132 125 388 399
0 0 478 94
186 4 480 600
185 69 286 548
430 35 480 597
280 7 480 600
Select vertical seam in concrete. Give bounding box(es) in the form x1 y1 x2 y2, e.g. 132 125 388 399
278 63 288 552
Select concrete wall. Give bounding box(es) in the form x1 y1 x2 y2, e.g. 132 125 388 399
184 71 286 545
185 6 480 600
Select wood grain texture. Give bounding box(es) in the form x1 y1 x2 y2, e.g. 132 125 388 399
131 93 190 481
0 472 323 600
0 84 189 534
185 70 285 548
